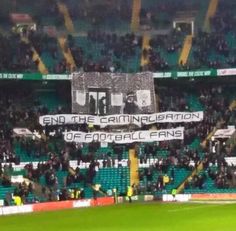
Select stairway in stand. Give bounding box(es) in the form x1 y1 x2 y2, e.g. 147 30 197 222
203 0 219 32
177 163 203 194
131 0 141 32
58 36 76 71
178 35 193 66
129 149 139 187
57 2 75 34
21 36 48 74
141 34 150 67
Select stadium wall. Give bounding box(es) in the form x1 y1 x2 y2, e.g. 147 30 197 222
0 197 114 216
162 194 236 202
1 193 236 215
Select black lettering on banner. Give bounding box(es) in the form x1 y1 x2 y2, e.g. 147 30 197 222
41 111 203 127
87 116 95 124
100 117 107 124
64 128 184 143
120 115 130 124
58 116 65 124
175 129 183 138
139 131 146 140
166 130 175 138
84 133 92 142
158 131 167 138
150 131 158 139
43 116 51 125
74 133 82 142
78 116 87 123
148 115 156 123
114 134 123 142
165 113 174 121
92 133 99 142
99 133 107 142
192 112 201 120
108 116 116 124
71 116 78 123
156 114 164 122
123 133 131 141
131 132 139 140
174 114 182 121
65 132 73 141
117 115 124 124
183 113 191 120
132 115 141 124
106 133 113 142
140 116 148 124
50 116 62 125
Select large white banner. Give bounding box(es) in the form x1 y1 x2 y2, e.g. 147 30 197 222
13 128 33 137
217 68 236 76
136 90 151 107
213 128 235 139
71 72 156 114
39 111 203 127
76 91 86 106
64 127 184 144
111 93 123 106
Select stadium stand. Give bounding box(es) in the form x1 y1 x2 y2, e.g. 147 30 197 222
2 80 236 204
0 0 236 72
1 0 236 208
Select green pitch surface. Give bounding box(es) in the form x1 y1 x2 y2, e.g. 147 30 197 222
1 202 236 231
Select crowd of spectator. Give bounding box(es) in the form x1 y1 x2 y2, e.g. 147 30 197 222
189 0 236 69
133 84 236 194
139 0 201 30
1 0 236 207
184 151 235 191
142 29 183 72
1 65 236 203
0 0 236 73
61 0 131 30
0 33 37 73
0 83 235 203
192 31 229 69
9 28 143 73
68 31 142 72
210 0 236 34
0 82 131 204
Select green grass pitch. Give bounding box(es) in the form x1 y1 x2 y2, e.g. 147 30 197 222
1 202 236 231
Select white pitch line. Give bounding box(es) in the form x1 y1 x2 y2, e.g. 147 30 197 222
168 204 222 212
